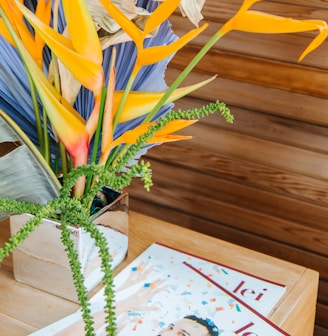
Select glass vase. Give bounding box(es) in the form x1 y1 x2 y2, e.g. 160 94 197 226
9 189 128 303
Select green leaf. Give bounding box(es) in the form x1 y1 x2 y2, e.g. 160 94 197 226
0 110 61 205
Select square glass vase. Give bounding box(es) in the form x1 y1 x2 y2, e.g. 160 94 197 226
10 190 128 303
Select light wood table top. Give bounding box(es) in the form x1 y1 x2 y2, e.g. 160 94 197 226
0 211 319 335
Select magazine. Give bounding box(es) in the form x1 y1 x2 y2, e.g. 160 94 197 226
114 262 290 335
120 242 286 316
30 243 288 336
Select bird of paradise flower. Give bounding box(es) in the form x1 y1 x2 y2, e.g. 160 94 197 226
0 0 214 196
1 0 327 197
0 1 327 335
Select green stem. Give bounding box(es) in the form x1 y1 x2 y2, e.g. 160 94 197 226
106 65 139 167
111 144 128 167
26 73 44 155
85 87 107 194
52 0 68 177
42 109 50 164
143 31 223 123
0 7 45 158
112 66 138 132
109 32 224 166
60 217 95 336
59 141 68 177
104 146 120 170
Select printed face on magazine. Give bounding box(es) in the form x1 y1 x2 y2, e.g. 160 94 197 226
157 318 211 336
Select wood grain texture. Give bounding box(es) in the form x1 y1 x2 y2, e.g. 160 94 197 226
126 212 318 336
0 268 78 332
128 198 328 330
166 68 328 126
128 2 328 334
0 212 319 335
171 46 328 98
0 313 35 336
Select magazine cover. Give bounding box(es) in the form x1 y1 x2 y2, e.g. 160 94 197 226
113 262 290 335
31 243 289 336
115 242 286 316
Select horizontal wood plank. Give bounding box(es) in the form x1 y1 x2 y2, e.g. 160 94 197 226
170 46 328 98
146 143 328 207
174 97 328 154
165 1 328 334
200 0 328 19
166 68 328 126
0 313 35 336
165 121 328 183
176 0 328 23
0 268 77 329
127 159 328 257
170 15 328 69
314 325 328 336
129 199 326 329
315 302 328 329
319 279 328 305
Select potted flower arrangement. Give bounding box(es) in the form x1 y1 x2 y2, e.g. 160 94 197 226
0 0 326 335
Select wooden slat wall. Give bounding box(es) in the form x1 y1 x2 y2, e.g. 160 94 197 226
127 1 328 335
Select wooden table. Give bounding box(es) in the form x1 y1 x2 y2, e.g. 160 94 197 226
0 211 319 335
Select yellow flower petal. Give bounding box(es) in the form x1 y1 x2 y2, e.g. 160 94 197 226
219 0 328 61
299 23 328 61
154 119 198 137
100 48 116 161
0 18 15 45
34 0 52 66
139 23 208 66
144 0 180 35
62 0 102 65
14 0 104 95
229 11 327 34
8 23 90 165
1 0 50 66
101 119 197 162
99 0 143 46
114 76 216 123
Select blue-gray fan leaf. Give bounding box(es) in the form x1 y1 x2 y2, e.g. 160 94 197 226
0 111 60 205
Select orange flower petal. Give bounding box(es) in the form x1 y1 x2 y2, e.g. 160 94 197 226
144 0 180 35
139 23 208 66
62 0 102 65
219 0 328 61
14 0 104 95
101 119 197 160
0 19 15 45
99 0 143 46
113 76 216 123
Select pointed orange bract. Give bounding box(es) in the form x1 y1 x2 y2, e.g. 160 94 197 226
5 10 90 163
112 76 216 124
138 24 208 67
99 48 117 162
100 0 207 70
14 0 104 96
34 0 52 66
100 119 198 164
62 0 102 66
0 0 50 67
143 0 180 35
1 1 38 63
0 18 15 45
219 0 328 61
